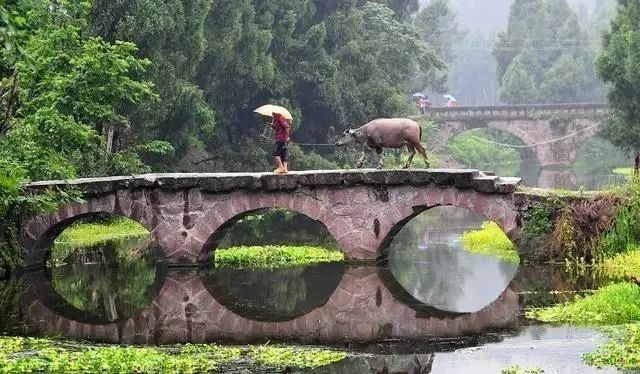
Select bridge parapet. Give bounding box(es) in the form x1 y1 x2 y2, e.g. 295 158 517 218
422 102 608 122
23 169 520 196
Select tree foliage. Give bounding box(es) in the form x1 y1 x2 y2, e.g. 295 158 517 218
495 0 605 104
596 0 640 151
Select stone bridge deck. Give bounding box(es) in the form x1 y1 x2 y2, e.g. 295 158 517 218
22 170 522 267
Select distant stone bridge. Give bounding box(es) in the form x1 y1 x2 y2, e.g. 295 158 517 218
21 170 521 268
423 103 608 168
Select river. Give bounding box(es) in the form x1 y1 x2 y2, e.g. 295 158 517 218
0 206 621 373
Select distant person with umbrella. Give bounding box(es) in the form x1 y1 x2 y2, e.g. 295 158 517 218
444 94 458 107
412 93 431 115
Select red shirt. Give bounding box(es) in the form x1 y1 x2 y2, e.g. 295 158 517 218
272 115 290 142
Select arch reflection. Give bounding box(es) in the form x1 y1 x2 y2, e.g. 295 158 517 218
200 262 344 322
19 266 518 345
383 206 519 313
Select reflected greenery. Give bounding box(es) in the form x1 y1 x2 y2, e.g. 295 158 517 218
218 209 340 250
201 263 343 322
49 236 161 322
0 278 25 336
386 206 518 313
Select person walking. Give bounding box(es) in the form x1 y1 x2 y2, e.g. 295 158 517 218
272 112 291 174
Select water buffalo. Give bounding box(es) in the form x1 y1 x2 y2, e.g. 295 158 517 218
334 118 430 169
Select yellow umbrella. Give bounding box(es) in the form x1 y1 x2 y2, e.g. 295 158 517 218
253 104 294 121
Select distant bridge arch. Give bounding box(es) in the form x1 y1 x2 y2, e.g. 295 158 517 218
423 103 607 168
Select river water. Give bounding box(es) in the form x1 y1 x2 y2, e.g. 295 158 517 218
0 207 620 373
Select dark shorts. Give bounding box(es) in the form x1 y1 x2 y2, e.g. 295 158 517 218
273 141 288 161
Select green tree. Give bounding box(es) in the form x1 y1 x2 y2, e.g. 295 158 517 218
495 0 604 104
500 56 538 103
91 0 215 168
596 0 640 151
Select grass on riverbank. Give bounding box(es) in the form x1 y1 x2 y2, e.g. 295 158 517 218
461 221 520 264
0 337 347 373
602 246 640 280
54 218 149 247
214 245 344 269
526 282 640 325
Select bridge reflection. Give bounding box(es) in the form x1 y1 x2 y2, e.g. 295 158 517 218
19 265 518 344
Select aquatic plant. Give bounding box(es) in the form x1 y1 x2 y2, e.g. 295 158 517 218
461 221 520 264
214 245 344 269
54 218 149 247
583 324 640 371
526 282 640 325
0 338 348 373
0 338 242 374
251 346 347 370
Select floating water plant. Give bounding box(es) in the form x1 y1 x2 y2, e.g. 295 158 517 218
461 221 520 264
584 324 640 371
213 245 344 269
251 346 347 370
0 338 242 374
0 338 348 373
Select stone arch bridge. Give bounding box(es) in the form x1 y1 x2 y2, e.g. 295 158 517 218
423 103 608 168
21 170 521 269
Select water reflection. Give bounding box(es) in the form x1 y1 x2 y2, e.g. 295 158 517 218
385 206 519 313
302 326 616 374
200 263 344 322
48 236 165 322
12 266 517 344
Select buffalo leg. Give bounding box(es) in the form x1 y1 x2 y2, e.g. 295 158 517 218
356 149 367 168
376 147 384 169
404 145 416 169
413 142 430 168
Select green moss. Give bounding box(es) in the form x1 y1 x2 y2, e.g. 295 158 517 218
526 283 640 325
461 221 520 264
214 245 344 269
55 218 149 247
583 324 640 371
251 346 346 370
0 338 347 373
